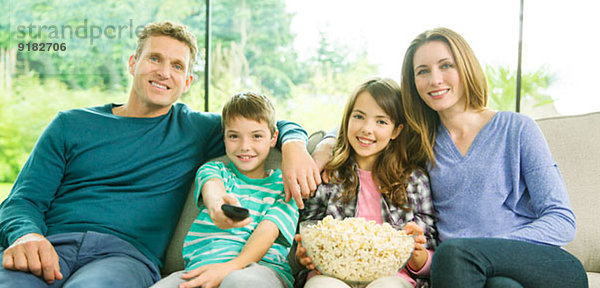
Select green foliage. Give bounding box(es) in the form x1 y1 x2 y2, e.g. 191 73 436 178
2 0 302 97
0 0 378 182
0 182 13 203
486 65 554 111
0 73 122 181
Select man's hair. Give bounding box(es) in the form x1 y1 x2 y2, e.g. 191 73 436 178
222 92 277 135
135 21 198 75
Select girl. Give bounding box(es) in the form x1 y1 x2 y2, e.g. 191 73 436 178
400 27 587 287
293 78 437 288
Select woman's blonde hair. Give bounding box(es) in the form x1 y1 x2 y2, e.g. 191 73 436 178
324 77 414 209
400 27 488 166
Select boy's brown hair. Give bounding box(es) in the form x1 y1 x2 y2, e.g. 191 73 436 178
222 92 277 135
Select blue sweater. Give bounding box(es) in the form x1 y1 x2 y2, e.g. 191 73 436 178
0 103 307 269
429 111 576 246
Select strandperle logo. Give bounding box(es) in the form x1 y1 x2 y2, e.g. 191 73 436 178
15 19 145 45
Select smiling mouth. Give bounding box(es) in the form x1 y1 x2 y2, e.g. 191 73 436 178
150 81 170 90
429 89 449 97
237 155 256 161
357 137 375 145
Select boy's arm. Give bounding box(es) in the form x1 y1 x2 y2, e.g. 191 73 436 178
232 220 279 267
196 162 251 229
200 178 251 229
179 220 280 288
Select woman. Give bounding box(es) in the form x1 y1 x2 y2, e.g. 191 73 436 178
400 27 587 287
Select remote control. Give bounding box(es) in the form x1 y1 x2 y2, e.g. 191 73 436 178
221 204 250 221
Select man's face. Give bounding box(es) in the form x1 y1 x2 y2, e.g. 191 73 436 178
224 117 277 179
129 35 193 115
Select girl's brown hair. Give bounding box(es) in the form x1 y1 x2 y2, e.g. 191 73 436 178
324 77 414 209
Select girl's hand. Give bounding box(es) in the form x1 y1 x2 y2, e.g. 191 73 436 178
294 234 318 271
403 221 427 271
179 261 239 288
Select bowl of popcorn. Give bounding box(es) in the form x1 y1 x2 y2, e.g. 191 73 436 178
299 216 415 284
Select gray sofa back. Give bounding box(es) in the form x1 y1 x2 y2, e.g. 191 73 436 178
537 112 600 286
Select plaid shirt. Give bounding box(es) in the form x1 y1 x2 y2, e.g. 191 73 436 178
300 164 438 249
294 164 437 288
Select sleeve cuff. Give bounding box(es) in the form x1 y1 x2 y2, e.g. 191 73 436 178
407 249 433 276
281 138 307 146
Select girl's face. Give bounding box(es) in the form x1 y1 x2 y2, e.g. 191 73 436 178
347 91 401 171
413 40 465 114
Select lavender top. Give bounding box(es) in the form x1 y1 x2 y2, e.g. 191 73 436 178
429 111 575 246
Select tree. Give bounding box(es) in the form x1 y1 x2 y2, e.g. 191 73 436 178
486 65 555 114
0 0 380 182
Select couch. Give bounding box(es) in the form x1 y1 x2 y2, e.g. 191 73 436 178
536 112 600 287
162 112 600 287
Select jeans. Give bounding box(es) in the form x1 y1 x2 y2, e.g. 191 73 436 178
0 231 159 288
431 238 588 288
152 262 289 288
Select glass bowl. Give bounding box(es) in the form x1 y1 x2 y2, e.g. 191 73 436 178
299 217 415 284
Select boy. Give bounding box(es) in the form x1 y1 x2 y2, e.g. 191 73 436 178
154 92 298 288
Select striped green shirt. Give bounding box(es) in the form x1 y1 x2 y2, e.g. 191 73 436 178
183 161 299 287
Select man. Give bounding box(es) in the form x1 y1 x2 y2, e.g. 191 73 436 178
0 21 320 287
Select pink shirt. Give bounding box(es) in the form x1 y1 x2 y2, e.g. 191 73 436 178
356 169 383 224
355 169 431 287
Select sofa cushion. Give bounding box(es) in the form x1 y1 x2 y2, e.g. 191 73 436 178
536 112 600 274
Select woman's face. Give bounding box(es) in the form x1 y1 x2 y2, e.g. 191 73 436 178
413 40 465 114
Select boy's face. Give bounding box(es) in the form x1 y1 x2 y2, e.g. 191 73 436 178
224 116 278 179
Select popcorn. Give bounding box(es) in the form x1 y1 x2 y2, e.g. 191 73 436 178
300 216 415 283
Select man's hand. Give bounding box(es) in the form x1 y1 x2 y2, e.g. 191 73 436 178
207 195 252 229
2 233 63 284
281 141 321 209
179 261 240 288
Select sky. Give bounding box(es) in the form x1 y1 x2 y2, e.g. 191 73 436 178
286 0 600 116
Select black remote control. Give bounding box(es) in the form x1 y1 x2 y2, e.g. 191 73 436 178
221 204 250 221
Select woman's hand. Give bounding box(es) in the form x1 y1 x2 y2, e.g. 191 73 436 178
403 221 427 271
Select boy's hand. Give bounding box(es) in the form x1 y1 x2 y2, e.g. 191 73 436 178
180 261 239 288
403 221 427 271
294 234 316 270
2 233 63 284
208 195 252 229
281 141 321 209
